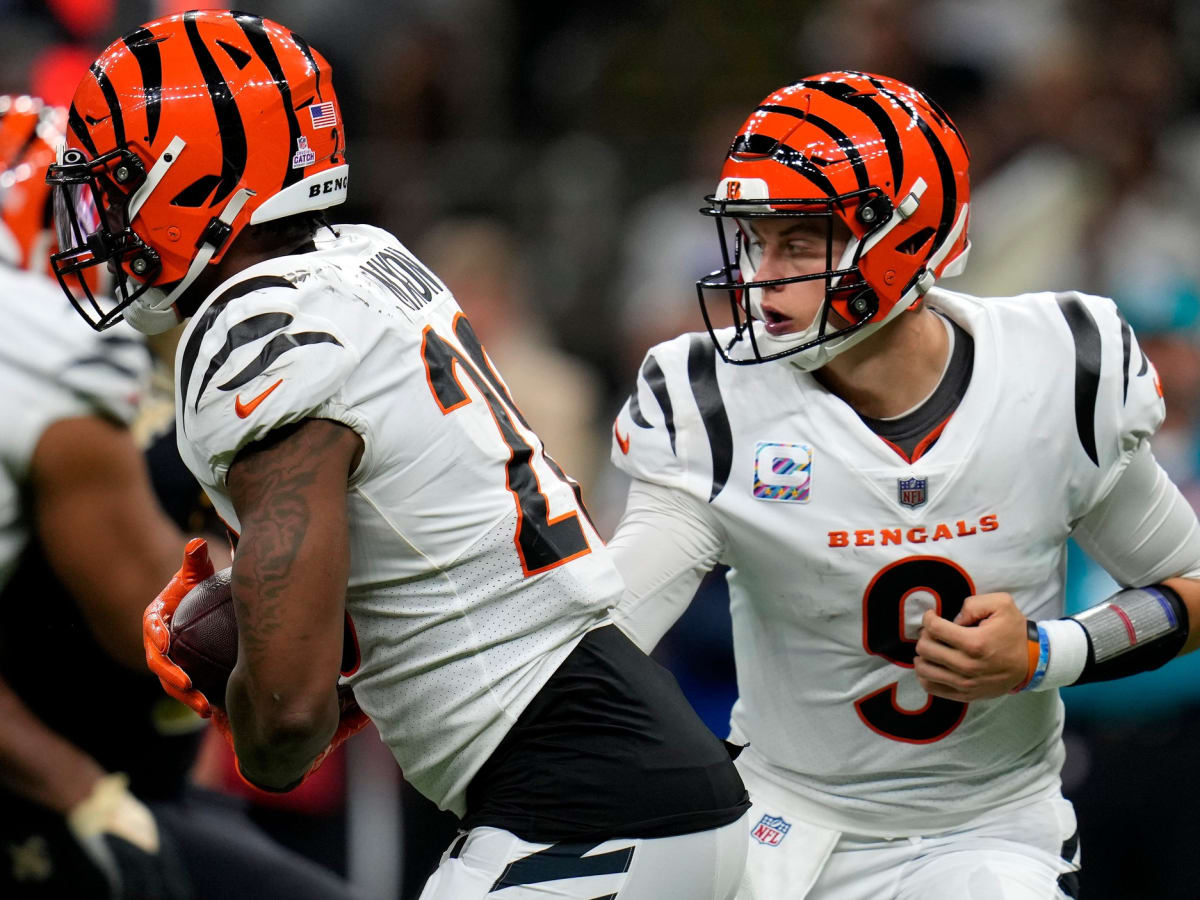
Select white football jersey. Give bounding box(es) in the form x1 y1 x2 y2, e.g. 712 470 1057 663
175 224 619 815
611 286 1164 835
0 265 149 589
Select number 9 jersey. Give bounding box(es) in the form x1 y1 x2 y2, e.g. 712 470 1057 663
175 224 620 816
610 286 1165 836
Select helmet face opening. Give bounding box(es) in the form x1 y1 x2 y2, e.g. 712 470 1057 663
47 146 160 330
696 72 971 369
696 188 888 365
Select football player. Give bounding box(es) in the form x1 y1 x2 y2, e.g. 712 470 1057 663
46 11 750 899
0 95 362 899
607 71 1200 899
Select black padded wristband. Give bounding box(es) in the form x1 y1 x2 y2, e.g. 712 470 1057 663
1072 583 1189 685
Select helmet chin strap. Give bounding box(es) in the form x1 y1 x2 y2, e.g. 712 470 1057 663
123 186 254 334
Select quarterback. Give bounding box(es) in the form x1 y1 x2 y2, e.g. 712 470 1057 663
608 71 1200 899
46 11 749 899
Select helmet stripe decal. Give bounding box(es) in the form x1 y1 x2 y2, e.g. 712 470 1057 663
217 331 343 391
67 104 99 157
866 78 957 257
122 27 163 144
235 13 305 189
88 63 127 150
289 31 341 164
289 30 323 99
732 132 839 199
183 10 247 206
920 92 967 154
799 79 903 190
178 275 297 418
194 311 294 410
686 336 732 501
758 105 870 192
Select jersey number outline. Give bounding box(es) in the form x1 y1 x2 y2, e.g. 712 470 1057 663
856 555 974 744
421 313 591 576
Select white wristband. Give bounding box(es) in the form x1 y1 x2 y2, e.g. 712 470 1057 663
1028 619 1090 692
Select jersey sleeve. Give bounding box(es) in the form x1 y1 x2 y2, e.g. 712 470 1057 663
178 280 362 485
610 335 722 504
1057 292 1166 517
3 324 149 481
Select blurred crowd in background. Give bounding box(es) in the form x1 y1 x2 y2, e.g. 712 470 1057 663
4 0 1200 897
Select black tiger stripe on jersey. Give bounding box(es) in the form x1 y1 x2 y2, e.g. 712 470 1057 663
687 336 733 501
1058 829 1081 897
194 312 294 409
235 13 305 190
178 275 297 414
1115 307 1132 404
87 63 126 151
630 355 676 451
1056 293 1102 466
489 842 634 893
122 27 163 144
217 331 342 391
799 79 903 190
732 133 838 199
757 105 870 192
184 9 247 207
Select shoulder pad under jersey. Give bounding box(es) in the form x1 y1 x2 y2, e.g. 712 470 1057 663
176 273 360 483
611 332 735 504
1047 290 1165 509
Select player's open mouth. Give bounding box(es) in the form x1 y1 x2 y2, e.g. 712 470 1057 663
762 306 793 335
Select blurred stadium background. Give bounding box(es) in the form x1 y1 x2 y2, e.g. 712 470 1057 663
5 0 1200 897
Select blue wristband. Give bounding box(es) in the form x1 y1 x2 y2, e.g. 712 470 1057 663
1022 623 1051 692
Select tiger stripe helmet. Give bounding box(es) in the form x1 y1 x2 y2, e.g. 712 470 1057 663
0 95 65 273
696 71 971 370
45 10 348 333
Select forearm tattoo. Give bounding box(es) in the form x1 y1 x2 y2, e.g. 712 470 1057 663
229 421 348 663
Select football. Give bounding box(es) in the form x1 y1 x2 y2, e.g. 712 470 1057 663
168 567 238 705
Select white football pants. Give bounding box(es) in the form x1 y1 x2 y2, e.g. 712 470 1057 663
736 767 1080 900
418 813 749 900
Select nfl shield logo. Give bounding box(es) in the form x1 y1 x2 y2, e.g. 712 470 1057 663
898 476 927 508
751 814 791 846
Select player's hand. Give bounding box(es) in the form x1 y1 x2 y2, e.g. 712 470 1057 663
143 537 216 717
215 683 370 792
66 772 190 899
914 593 1031 701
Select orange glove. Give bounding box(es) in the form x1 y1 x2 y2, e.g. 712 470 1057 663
143 538 216 718
213 683 370 793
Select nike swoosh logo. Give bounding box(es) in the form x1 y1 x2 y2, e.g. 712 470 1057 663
235 379 283 418
614 421 630 455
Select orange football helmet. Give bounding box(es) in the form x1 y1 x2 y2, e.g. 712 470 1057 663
0 95 65 274
697 71 971 369
45 10 348 333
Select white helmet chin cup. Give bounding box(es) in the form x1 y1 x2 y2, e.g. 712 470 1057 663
123 289 180 334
